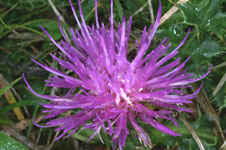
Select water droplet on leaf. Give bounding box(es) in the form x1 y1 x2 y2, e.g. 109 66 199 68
207 19 211 26
172 25 181 37
195 8 200 11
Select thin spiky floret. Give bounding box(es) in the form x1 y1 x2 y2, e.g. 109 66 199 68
23 0 212 149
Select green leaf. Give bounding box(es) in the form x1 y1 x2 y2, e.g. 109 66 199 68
0 77 22 97
219 96 226 110
81 0 95 23
0 132 28 150
156 0 224 66
100 129 111 150
0 100 40 115
0 115 10 125
208 12 226 40
143 115 218 149
199 39 221 58
114 0 124 21
213 84 226 110
28 20 62 40
72 128 98 144
178 0 221 36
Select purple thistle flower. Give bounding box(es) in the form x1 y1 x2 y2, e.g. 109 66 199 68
23 0 212 149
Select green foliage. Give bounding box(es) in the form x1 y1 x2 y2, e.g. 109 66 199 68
0 77 21 97
0 100 40 115
114 0 124 21
178 0 225 62
0 132 28 150
0 0 225 149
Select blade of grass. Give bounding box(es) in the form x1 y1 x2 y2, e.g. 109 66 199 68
3 88 25 120
211 72 226 98
0 24 44 39
214 61 226 70
0 100 39 115
180 117 205 150
159 0 189 26
193 84 225 142
0 76 22 97
26 86 47 138
132 2 148 16
0 16 8 28
84 3 98 22
0 75 24 120
0 3 18 18
114 0 124 22
147 0 154 24
100 129 111 150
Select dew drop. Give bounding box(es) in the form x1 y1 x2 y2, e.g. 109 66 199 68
172 25 181 37
207 19 211 26
195 8 200 11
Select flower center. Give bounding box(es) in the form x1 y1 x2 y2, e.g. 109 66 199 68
115 88 132 106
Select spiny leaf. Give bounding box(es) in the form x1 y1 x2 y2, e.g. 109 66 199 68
0 132 28 150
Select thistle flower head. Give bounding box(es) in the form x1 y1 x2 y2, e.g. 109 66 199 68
23 0 212 149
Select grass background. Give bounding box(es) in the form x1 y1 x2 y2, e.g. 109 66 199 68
0 0 225 149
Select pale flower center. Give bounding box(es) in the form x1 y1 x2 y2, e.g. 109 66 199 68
115 88 132 106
